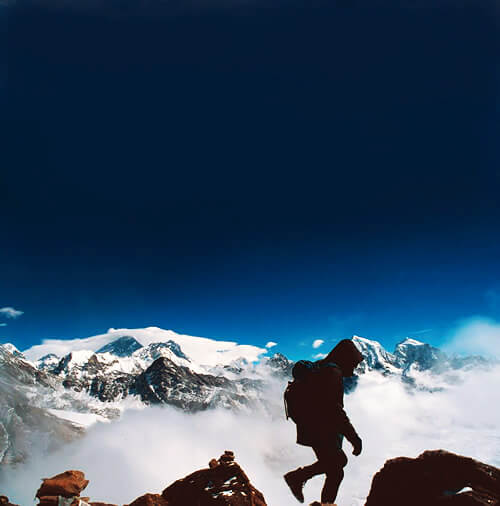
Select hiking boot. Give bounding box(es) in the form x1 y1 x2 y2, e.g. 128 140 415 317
284 469 306 503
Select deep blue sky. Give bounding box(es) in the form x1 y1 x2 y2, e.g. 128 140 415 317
2 1 499 360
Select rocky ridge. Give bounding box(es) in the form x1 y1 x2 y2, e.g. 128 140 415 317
20 332 498 411
1 451 267 506
365 449 500 505
1 449 498 506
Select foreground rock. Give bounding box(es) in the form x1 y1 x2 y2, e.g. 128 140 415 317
365 449 500 506
34 470 114 506
12 448 498 505
0 496 19 506
11 451 265 505
127 450 267 506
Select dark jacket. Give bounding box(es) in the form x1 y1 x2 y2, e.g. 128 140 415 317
295 339 363 447
295 362 359 447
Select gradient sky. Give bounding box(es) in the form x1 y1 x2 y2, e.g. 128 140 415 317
2 0 499 360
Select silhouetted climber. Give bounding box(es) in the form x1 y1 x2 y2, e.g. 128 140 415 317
283 339 364 506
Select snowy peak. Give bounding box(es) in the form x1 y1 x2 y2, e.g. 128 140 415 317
35 353 61 372
350 335 495 381
22 327 267 370
96 336 143 357
163 340 189 361
53 350 96 375
132 341 191 368
352 336 398 374
393 338 447 372
0 342 26 359
262 352 294 376
399 337 425 346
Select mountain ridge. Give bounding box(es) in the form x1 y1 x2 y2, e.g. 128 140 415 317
1 330 497 467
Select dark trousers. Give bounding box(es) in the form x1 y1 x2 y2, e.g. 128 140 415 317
301 443 347 503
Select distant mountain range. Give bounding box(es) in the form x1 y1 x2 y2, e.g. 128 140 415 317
0 328 496 466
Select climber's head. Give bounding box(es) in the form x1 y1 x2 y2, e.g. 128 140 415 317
321 339 364 377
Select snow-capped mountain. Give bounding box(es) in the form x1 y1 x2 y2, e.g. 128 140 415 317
1 328 496 467
20 328 274 408
392 338 448 372
0 344 84 466
19 329 497 409
352 336 400 375
1 342 26 359
96 335 143 357
352 336 496 391
23 327 266 372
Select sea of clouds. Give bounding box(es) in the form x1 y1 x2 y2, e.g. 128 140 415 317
2 366 500 505
2 319 500 505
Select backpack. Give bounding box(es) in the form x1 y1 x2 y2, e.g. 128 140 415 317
284 360 322 422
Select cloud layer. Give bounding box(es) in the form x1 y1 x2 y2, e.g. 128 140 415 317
2 365 500 506
444 317 500 359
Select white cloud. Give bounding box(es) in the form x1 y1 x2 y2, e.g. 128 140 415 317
265 341 278 349
2 366 500 506
23 327 267 366
313 353 327 359
443 317 500 359
0 307 24 319
312 339 324 349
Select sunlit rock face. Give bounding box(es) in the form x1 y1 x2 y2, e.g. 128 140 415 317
365 449 500 506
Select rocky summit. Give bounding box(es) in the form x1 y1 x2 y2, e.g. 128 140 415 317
1 451 267 506
129 450 267 506
1 449 499 505
365 449 500 506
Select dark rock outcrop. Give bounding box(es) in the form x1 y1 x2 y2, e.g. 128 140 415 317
35 470 92 505
53 353 136 402
131 357 261 411
36 470 89 498
126 494 168 505
365 449 500 506
124 451 267 506
32 469 116 505
160 450 266 506
24 451 265 506
0 496 19 506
